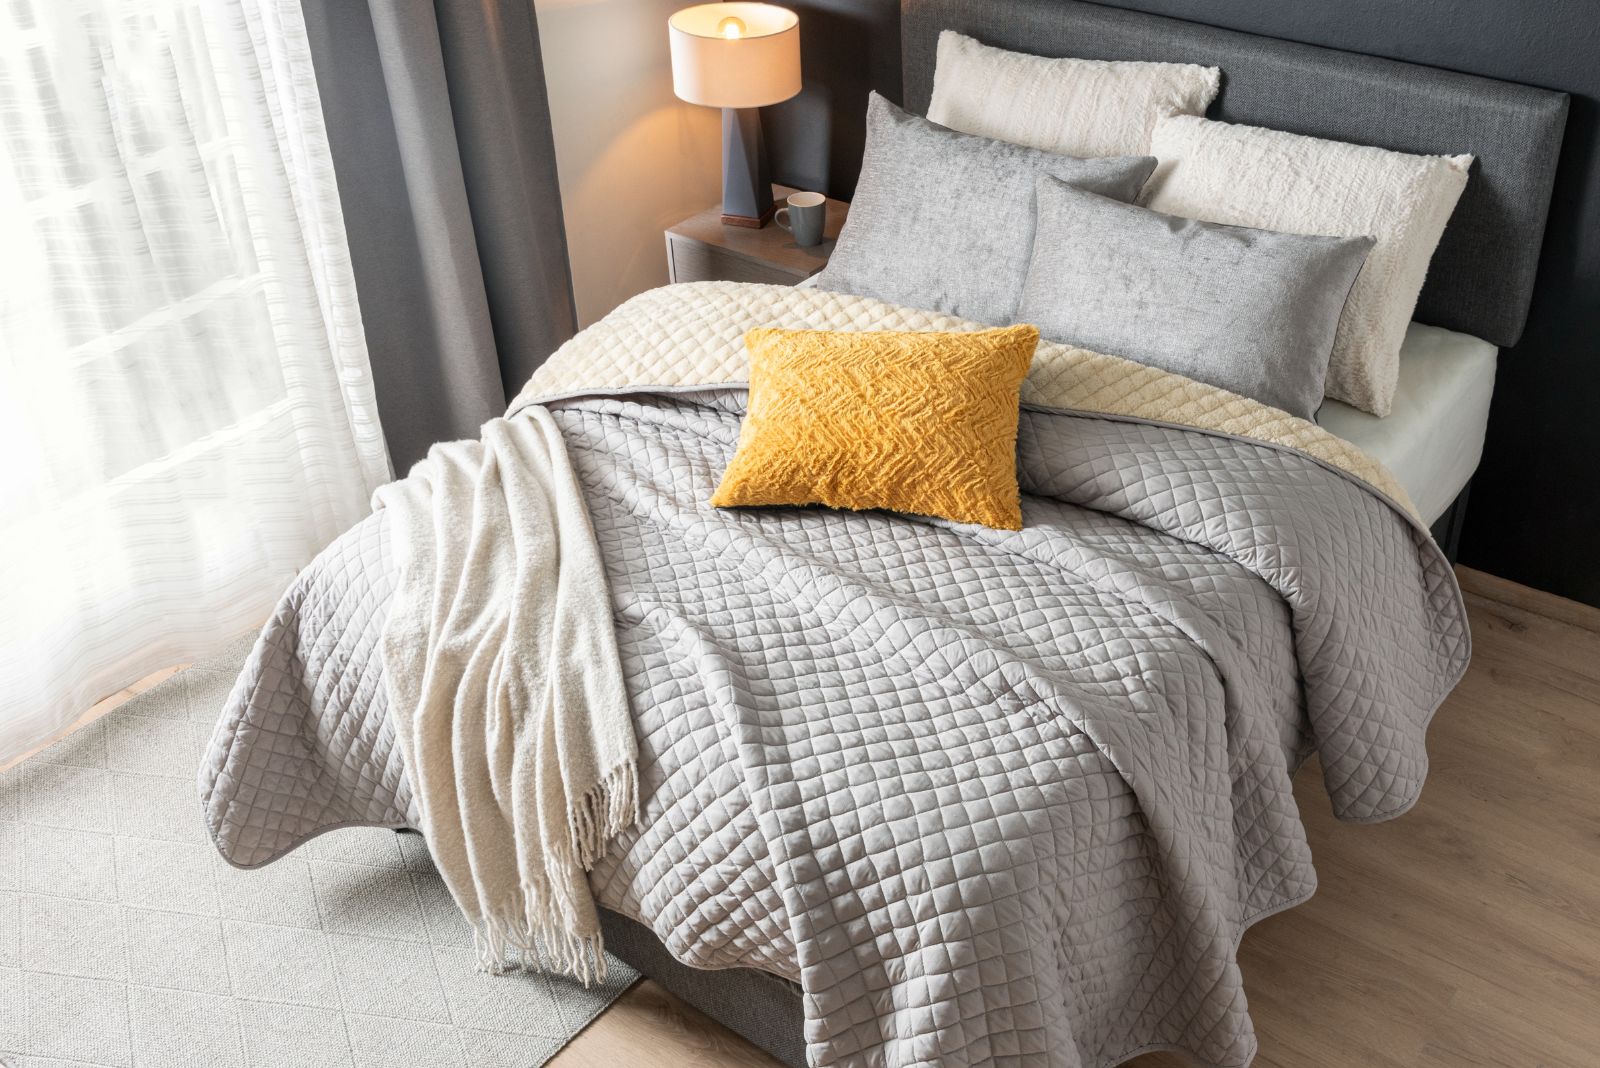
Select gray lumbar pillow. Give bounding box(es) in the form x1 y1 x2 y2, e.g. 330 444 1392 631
814 93 1156 326
1017 177 1375 419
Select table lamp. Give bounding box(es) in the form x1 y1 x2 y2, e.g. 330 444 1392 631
669 3 801 227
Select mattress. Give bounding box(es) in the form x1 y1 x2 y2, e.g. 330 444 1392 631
1317 323 1497 524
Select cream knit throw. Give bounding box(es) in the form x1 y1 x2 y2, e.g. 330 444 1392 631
374 408 636 982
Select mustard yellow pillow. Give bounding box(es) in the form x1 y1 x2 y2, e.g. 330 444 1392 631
710 324 1039 530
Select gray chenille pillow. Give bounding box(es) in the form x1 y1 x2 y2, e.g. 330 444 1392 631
1017 177 1375 419
813 93 1156 326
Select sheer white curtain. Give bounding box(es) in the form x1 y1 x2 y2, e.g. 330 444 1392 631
0 0 390 764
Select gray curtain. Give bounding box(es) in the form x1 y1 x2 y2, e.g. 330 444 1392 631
298 0 578 471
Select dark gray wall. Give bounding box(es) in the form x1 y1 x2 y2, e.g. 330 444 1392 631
767 0 1600 608
764 0 901 199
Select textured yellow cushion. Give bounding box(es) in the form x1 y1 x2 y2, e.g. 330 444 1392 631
710 324 1039 530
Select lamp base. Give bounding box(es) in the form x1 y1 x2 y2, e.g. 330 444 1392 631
720 206 776 228
721 107 774 228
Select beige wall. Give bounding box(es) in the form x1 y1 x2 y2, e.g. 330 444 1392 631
534 0 723 327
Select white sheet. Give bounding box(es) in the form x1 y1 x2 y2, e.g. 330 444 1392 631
1317 322 1496 525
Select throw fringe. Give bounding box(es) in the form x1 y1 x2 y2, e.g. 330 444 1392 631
568 761 640 870
467 761 639 984
470 864 603 983
470 910 609 986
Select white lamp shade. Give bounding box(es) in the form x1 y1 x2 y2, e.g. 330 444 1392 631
669 3 801 109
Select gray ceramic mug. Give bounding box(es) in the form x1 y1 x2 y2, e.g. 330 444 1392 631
775 191 826 246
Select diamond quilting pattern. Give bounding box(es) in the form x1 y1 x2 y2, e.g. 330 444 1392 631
201 294 1468 1068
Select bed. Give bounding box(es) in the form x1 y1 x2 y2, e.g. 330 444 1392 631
198 2 1567 1066
603 2 1565 1056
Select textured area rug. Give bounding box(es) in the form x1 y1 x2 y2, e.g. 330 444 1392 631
0 639 637 1068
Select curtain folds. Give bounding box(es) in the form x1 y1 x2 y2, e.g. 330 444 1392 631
299 0 579 470
0 0 390 765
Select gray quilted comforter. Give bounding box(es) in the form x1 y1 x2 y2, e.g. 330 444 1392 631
200 289 1469 1068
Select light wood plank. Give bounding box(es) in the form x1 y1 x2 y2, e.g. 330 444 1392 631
552 980 786 1068
1457 565 1600 635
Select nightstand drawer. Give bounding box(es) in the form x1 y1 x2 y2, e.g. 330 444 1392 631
668 239 809 286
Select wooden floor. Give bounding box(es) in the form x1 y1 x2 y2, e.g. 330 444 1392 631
552 567 1600 1068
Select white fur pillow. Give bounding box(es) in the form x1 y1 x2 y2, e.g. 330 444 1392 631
1145 114 1472 417
928 30 1219 157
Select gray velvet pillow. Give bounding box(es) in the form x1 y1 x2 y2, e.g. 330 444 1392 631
814 93 1156 326
1017 177 1374 418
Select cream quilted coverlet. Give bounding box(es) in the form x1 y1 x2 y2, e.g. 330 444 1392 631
511 282 1419 520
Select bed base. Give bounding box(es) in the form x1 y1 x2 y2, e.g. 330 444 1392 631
1429 483 1472 563
600 908 807 1067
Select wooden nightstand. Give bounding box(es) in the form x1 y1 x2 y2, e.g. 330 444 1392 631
666 184 849 286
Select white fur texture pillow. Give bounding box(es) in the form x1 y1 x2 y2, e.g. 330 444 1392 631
928 30 1219 157
1145 114 1472 416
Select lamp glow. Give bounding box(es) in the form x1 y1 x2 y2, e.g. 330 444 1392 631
667 3 800 108
668 3 802 227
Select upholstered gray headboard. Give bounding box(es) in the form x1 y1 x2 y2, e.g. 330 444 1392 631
901 0 1569 349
